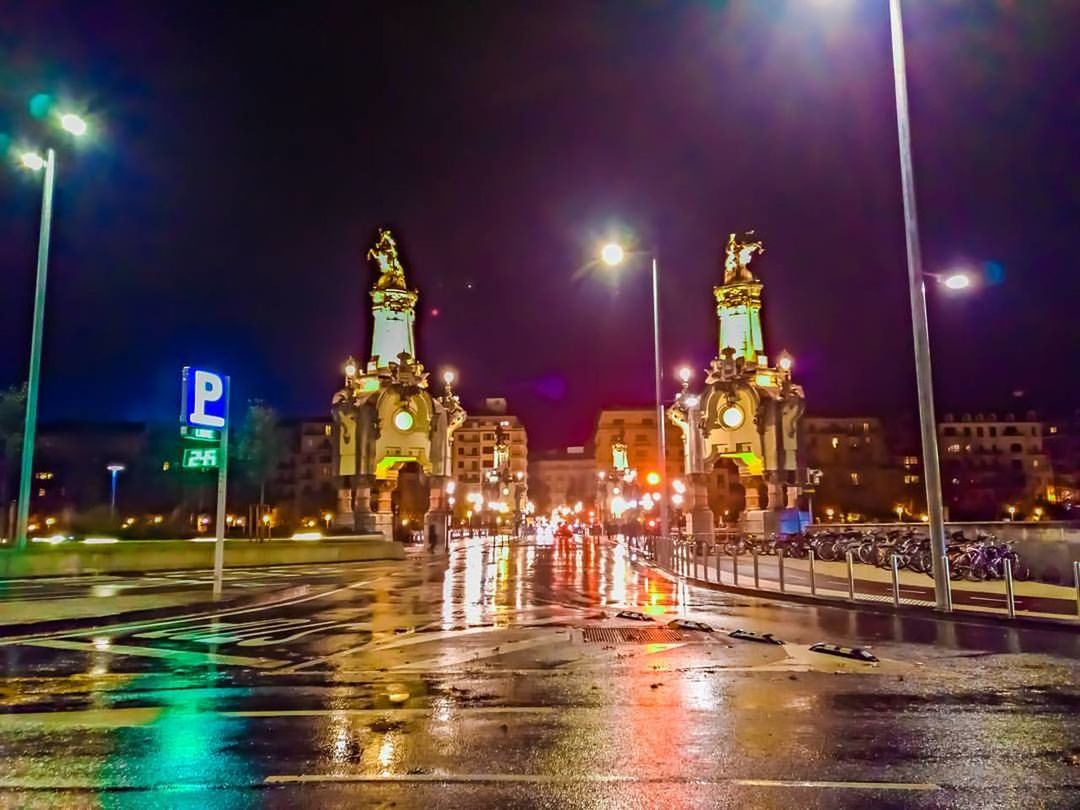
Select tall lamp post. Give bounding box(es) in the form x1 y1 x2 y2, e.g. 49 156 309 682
597 242 669 549
13 111 89 550
887 0 952 610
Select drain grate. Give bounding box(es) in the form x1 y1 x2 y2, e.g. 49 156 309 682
582 627 685 644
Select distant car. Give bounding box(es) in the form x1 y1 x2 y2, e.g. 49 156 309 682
554 523 573 540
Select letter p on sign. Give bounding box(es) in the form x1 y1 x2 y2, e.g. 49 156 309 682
182 367 229 429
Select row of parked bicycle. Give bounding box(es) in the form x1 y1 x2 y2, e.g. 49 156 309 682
701 529 1030 582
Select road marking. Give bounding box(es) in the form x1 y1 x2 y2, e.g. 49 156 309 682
0 707 164 729
0 573 395 647
0 774 940 791
276 622 521 674
131 617 372 647
0 706 558 730
731 778 939 790
24 638 284 668
226 707 560 718
391 631 571 671
263 774 940 789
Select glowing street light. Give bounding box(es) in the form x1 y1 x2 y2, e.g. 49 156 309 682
942 272 972 291
778 352 794 372
106 463 126 517
59 112 88 137
593 238 668 545
678 366 692 384
600 242 625 267
14 105 91 550
20 152 46 171
1006 505 1016 521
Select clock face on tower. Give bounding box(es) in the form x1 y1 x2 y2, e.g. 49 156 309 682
720 404 745 430
393 409 414 431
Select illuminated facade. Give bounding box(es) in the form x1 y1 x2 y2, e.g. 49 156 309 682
331 228 465 543
452 399 529 528
670 232 806 537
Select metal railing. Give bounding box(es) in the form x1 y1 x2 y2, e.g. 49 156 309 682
623 531 1079 623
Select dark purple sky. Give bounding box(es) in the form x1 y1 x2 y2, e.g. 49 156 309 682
2 1 1078 450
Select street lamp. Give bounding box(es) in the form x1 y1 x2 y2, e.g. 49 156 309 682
596 240 669 546
13 110 89 550
885 0 952 610
1006 505 1016 521
941 272 971 291
106 463 126 517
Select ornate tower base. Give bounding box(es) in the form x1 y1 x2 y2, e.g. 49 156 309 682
685 472 715 541
424 475 452 549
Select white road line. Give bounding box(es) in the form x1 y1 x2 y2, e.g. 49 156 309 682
0 574 394 646
226 707 560 718
276 623 514 674
263 774 940 790
393 631 570 671
0 706 559 730
24 638 284 668
731 778 940 791
0 706 164 729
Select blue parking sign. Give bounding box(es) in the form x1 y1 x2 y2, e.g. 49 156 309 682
181 367 229 429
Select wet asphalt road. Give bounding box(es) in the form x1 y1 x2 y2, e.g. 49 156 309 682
1 533 1078 808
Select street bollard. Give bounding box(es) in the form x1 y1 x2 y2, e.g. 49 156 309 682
733 551 739 586
808 550 817 596
1075 561 1080 618
846 550 856 602
778 550 786 593
715 547 721 584
753 552 760 589
943 557 954 612
1004 558 1016 619
891 554 901 607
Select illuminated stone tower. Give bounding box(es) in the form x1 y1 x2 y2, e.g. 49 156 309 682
332 228 465 544
367 230 418 369
670 232 806 537
716 231 765 363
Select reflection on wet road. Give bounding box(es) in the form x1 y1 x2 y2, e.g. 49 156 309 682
1 533 1078 808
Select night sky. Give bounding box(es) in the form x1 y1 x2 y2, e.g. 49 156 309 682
2 1 1078 450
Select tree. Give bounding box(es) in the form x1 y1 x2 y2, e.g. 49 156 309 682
0 384 26 521
236 401 285 519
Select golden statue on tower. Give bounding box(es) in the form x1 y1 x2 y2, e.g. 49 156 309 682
723 231 765 284
368 228 408 290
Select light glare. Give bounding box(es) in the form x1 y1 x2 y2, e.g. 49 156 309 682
943 273 972 290
20 152 45 171
600 242 624 267
60 112 88 137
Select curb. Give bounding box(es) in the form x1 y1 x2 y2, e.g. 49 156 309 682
639 559 1080 633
